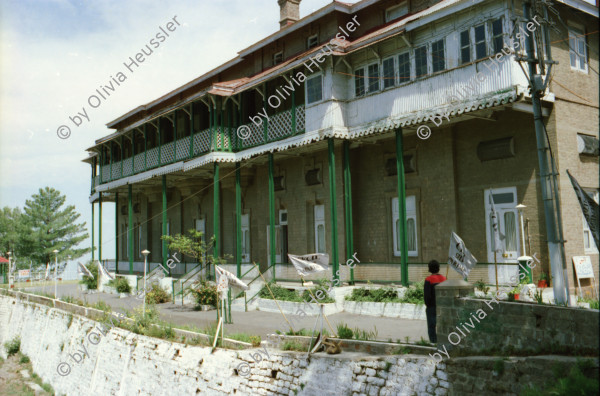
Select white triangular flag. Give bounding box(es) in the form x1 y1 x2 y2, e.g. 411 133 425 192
215 265 249 295
288 253 329 276
448 232 477 278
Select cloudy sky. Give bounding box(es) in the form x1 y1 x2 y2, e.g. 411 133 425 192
0 0 353 265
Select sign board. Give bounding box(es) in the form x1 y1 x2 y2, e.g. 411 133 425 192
18 270 30 277
573 256 595 279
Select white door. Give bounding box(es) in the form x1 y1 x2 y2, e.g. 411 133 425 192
484 188 521 263
241 214 250 263
266 225 281 265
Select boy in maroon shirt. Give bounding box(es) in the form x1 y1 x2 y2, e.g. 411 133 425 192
424 260 446 343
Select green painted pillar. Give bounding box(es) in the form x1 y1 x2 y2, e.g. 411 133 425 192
173 110 177 163
162 175 169 276
144 125 148 171
189 103 194 158
268 153 276 280
213 162 220 280
109 144 113 182
158 119 162 165
120 136 124 178
395 129 409 286
99 193 102 261
128 184 133 274
235 162 242 279
328 139 340 284
263 94 268 143
91 203 95 262
343 140 354 284
291 89 296 134
115 192 119 274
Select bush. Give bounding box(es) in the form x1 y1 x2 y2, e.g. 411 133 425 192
191 281 217 307
301 280 336 303
145 283 171 304
399 281 424 304
520 360 599 396
109 277 132 293
4 336 20 356
19 355 30 364
259 283 304 302
80 262 99 290
337 322 354 339
345 287 401 303
281 341 306 351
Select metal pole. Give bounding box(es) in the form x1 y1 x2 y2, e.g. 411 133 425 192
268 153 276 280
143 254 147 316
128 184 133 274
395 129 409 286
91 203 95 262
213 162 220 280
343 140 354 284
162 175 169 276
522 0 568 304
115 192 119 274
327 139 340 284
235 162 242 279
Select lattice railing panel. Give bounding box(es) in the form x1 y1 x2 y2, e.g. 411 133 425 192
268 109 293 141
147 147 159 168
134 153 145 173
176 139 190 161
101 165 110 182
111 161 122 179
296 105 305 132
162 142 174 164
194 129 211 155
238 122 264 149
123 159 133 177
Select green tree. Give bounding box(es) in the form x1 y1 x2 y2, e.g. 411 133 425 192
162 229 227 277
0 207 26 257
22 187 90 264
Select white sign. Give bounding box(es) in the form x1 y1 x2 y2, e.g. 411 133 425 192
448 232 477 278
18 270 30 277
573 256 595 279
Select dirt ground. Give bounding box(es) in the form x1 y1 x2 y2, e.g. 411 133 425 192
0 353 54 396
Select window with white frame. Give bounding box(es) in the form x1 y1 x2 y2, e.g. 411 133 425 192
354 68 366 96
569 24 588 72
474 24 487 59
385 2 408 22
306 74 323 104
392 196 418 257
491 18 504 54
583 189 599 253
382 57 395 88
314 205 326 254
398 52 410 83
415 46 428 78
368 63 380 92
307 34 318 49
431 39 446 73
460 30 471 64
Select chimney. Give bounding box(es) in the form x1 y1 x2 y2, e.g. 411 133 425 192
278 0 301 29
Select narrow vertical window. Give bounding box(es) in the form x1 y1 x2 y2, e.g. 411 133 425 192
398 52 410 83
431 39 446 72
415 46 428 78
306 74 323 104
460 30 471 64
382 57 395 88
491 18 504 54
569 25 588 71
354 68 365 97
367 63 380 92
314 205 326 254
474 24 487 59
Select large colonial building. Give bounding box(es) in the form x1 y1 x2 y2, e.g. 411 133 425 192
84 0 598 296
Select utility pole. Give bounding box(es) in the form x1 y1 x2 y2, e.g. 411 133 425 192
520 0 570 304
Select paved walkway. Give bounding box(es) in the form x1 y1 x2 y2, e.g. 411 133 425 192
25 283 428 342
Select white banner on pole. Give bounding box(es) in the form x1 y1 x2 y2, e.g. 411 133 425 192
448 232 477 278
288 253 329 277
215 265 249 295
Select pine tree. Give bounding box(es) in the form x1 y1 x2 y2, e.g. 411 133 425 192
22 187 90 264
0 207 26 258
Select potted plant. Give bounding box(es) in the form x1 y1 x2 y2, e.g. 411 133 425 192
508 286 520 301
538 272 548 288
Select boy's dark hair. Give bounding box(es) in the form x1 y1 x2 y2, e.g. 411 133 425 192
428 260 440 274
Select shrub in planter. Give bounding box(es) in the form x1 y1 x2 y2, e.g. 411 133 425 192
108 277 131 294
191 280 217 307
80 262 99 290
538 272 549 288
145 283 171 304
